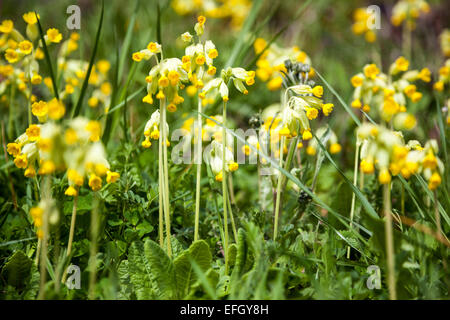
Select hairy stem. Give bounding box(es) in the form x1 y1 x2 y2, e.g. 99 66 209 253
222 101 229 275
347 141 360 259
161 99 172 257
384 183 396 300
194 98 202 241
273 136 285 241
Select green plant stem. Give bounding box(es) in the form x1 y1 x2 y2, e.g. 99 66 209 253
158 136 164 247
88 194 100 300
227 191 238 244
66 194 78 258
403 26 412 61
37 175 51 300
347 141 360 259
35 239 41 265
194 98 202 241
161 99 172 258
222 101 229 275
434 191 443 242
384 183 396 300
273 136 285 241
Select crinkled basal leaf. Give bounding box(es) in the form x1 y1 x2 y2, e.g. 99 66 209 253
174 240 212 298
1 250 33 289
143 239 176 299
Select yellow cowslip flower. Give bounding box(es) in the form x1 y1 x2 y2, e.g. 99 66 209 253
87 96 100 108
351 75 364 87
106 170 120 183
38 160 56 175
47 98 65 120
5 49 19 63
433 81 444 92
35 48 44 59
46 28 62 43
167 103 177 112
417 67 431 82
363 64 379 79
24 166 36 178
302 130 312 140
142 138 151 148
428 172 441 190
18 40 33 55
88 173 102 191
68 169 84 186
147 41 162 53
267 77 283 91
132 52 144 62
26 125 40 142
330 143 342 154
86 121 101 142
14 154 28 169
23 12 39 25
393 56 409 73
64 128 78 145
351 99 362 109
32 100 48 118
0 20 14 33
7 143 21 157
378 168 391 184
404 84 416 97
65 186 78 197
228 162 239 172
312 86 323 98
97 60 111 74
31 74 42 85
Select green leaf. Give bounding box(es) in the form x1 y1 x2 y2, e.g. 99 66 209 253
117 260 133 300
234 228 248 276
72 1 104 118
143 239 176 299
35 14 59 99
1 250 33 289
174 240 212 298
127 241 155 299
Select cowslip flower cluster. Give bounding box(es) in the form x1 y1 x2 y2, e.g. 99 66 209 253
391 0 430 30
7 118 119 195
29 200 58 239
358 123 407 184
351 7 377 43
180 16 220 106
133 41 188 112
142 110 170 148
277 60 334 142
350 58 430 126
254 37 312 91
0 13 56 98
306 127 342 156
171 0 252 29
357 123 443 189
206 140 239 182
433 59 449 92
30 98 66 122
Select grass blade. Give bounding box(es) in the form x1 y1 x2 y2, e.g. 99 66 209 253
118 0 139 81
316 70 361 126
225 0 264 68
35 13 59 100
198 111 373 252
98 87 145 119
72 1 104 118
